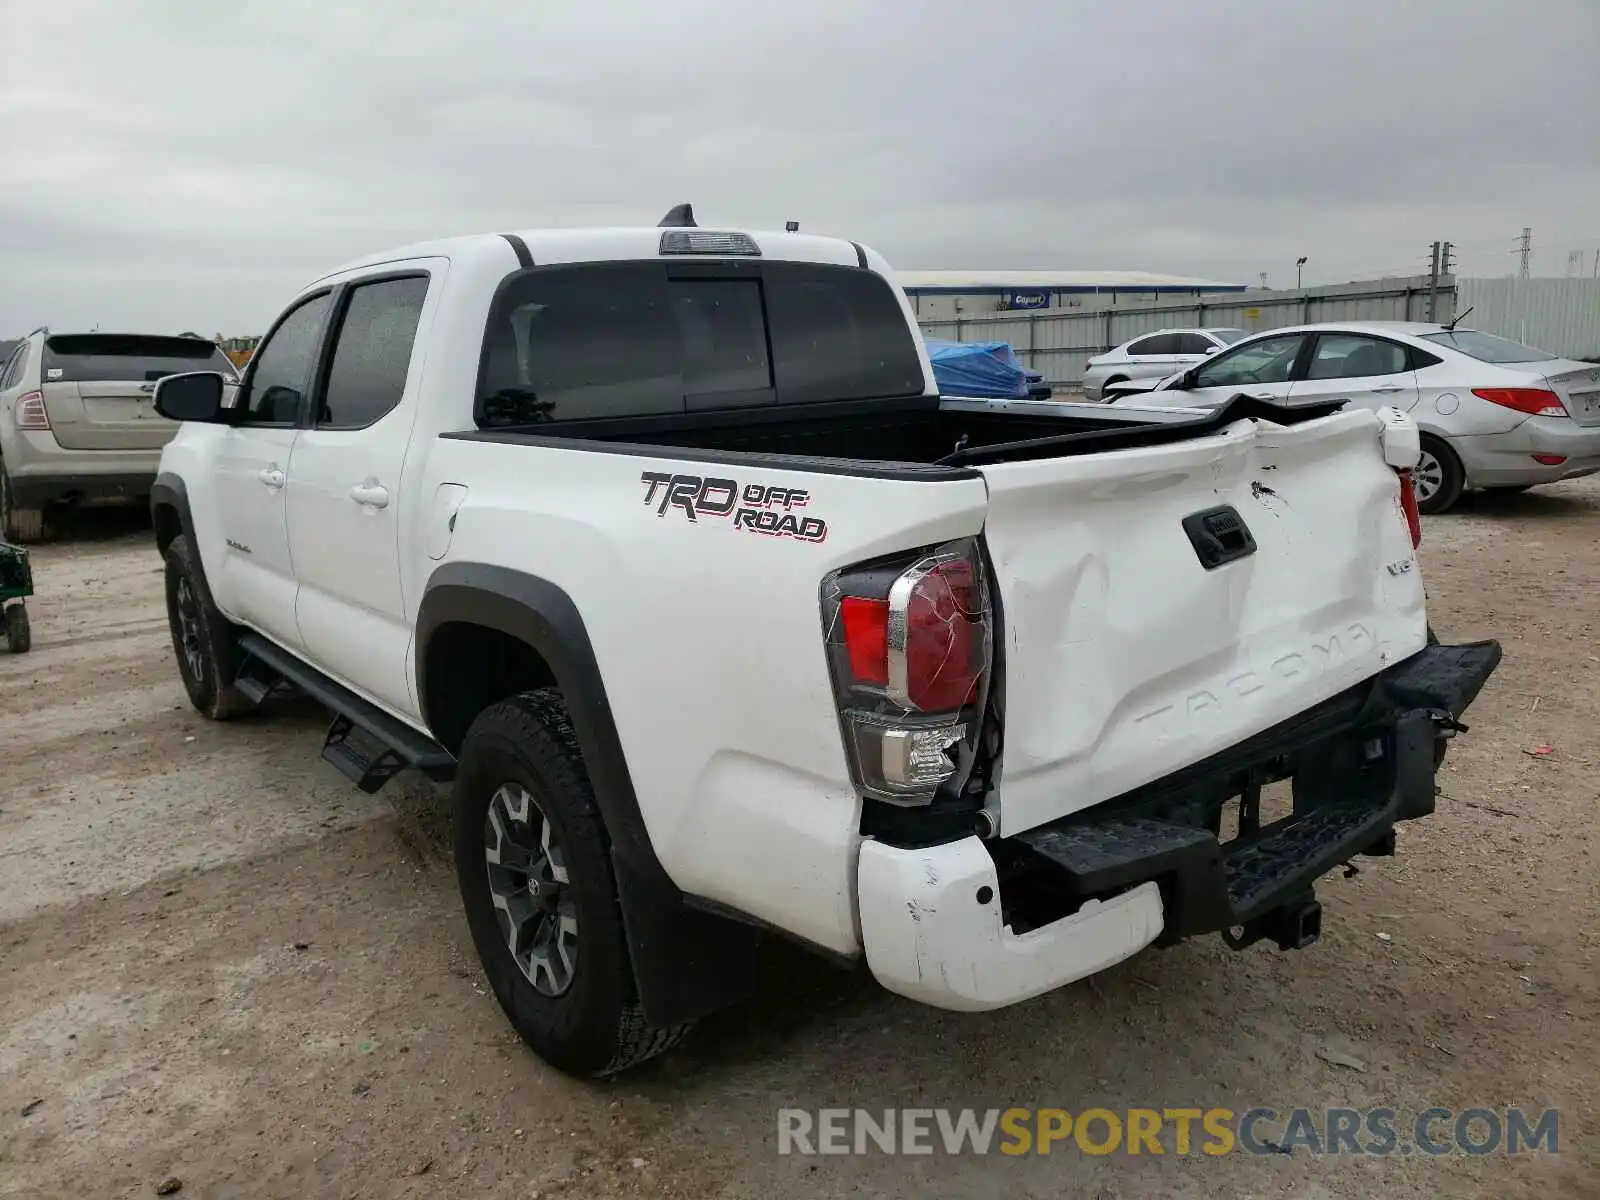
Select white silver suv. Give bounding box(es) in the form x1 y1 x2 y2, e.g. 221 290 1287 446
1081 327 1245 402
0 330 237 540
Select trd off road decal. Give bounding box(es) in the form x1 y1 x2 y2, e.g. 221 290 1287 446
639 472 828 543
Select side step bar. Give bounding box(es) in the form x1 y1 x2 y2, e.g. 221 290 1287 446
235 632 456 792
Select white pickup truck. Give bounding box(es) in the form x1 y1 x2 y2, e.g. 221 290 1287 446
149 208 1501 1077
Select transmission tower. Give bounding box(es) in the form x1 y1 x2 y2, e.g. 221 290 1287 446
1516 227 1532 278
1567 250 1584 276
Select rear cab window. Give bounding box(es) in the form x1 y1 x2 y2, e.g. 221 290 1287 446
41 334 236 384
476 260 926 427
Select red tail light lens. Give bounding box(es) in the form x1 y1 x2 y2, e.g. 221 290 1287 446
840 596 889 684
1532 454 1567 466
823 541 993 805
15 391 49 430
1472 387 1566 418
891 558 984 712
1397 470 1422 548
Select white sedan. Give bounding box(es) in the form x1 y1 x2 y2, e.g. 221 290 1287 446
1080 327 1246 402
1105 321 1600 513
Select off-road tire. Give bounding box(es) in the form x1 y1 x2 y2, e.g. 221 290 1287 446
163 534 251 720
455 689 692 1078
4 604 29 653
0 460 46 543
1416 435 1466 516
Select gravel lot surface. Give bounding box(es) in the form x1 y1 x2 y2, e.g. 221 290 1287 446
2 486 1596 1199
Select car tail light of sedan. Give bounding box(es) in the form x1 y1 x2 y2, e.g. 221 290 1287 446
1472 387 1567 418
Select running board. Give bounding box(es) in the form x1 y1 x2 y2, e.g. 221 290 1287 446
235 632 456 791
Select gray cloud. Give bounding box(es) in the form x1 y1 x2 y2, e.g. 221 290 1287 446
2 0 1596 334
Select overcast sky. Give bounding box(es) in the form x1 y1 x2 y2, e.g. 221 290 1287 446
2 0 1597 335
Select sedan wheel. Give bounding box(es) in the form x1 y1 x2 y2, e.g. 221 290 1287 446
1414 449 1445 502
1414 435 1466 515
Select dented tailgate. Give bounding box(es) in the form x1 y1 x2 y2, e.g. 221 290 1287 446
978 408 1427 837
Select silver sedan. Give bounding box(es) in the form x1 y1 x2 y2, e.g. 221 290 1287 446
1080 327 1246 402
1105 321 1600 513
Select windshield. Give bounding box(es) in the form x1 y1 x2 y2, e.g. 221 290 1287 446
1420 330 1554 364
1211 329 1247 345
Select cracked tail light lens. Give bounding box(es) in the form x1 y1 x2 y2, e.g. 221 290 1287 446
822 540 992 805
15 392 49 430
1396 470 1422 548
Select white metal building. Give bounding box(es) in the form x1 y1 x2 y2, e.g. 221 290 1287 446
896 270 1247 320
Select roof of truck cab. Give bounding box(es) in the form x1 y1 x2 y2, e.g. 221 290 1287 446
314 226 873 283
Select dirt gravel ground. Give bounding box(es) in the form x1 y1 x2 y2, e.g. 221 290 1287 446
2 488 1597 1200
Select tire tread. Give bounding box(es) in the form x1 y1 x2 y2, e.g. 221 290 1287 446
457 688 692 1078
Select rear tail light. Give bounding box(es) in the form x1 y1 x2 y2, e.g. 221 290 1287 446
1396 470 1422 548
1472 387 1567 418
15 391 49 430
822 540 992 805
1532 454 1567 466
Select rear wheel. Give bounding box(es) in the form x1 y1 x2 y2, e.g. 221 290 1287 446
1414 435 1465 515
164 535 250 720
4 604 29 653
455 689 692 1077
0 460 46 543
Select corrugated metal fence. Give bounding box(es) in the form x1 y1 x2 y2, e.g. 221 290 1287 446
919 275 1600 384
1455 278 1600 361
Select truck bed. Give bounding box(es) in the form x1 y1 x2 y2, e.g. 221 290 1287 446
456 393 1344 470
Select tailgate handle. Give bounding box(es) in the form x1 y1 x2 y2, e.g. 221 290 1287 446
1183 505 1257 569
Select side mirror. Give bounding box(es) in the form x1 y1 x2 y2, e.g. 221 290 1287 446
1203 346 1220 356
153 372 228 422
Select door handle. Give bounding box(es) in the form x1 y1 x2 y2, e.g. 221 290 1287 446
1370 383 1407 393
349 481 390 509
257 466 286 489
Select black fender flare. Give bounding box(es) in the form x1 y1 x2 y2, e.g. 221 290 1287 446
416 562 760 1028
151 473 222 607
150 473 193 556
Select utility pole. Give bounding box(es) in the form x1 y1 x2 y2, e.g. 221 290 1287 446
1516 227 1532 278
1295 256 1308 289
1426 241 1442 323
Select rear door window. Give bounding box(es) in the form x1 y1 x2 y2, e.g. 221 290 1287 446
1305 334 1409 379
41 334 235 384
317 276 430 429
1171 332 1217 355
1127 334 1178 356
1 343 29 390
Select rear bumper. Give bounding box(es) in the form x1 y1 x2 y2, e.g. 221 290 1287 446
856 640 1501 1011
1454 419 1600 487
4 431 160 508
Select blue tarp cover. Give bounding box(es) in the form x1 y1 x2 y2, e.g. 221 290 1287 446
924 337 1029 399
